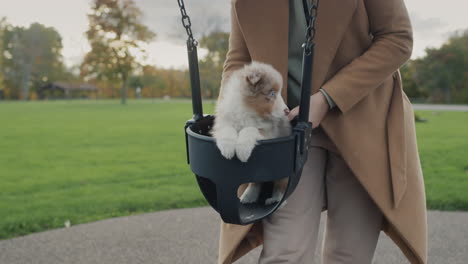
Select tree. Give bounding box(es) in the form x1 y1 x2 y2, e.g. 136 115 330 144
408 30 468 103
198 31 229 98
81 0 156 104
400 61 427 100
126 65 191 99
2 22 66 100
0 18 6 99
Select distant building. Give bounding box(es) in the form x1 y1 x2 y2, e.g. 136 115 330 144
38 82 99 99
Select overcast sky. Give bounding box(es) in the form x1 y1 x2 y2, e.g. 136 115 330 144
0 0 466 69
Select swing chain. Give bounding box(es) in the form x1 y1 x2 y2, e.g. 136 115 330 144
177 0 198 50
303 0 320 55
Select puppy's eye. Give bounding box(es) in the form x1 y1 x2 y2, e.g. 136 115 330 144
269 90 276 97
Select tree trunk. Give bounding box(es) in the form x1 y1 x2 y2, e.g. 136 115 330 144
21 66 31 101
121 77 127 105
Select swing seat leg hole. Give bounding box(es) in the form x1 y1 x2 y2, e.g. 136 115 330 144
266 176 289 205
237 177 289 206
239 182 262 204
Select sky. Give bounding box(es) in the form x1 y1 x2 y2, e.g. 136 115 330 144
0 0 466 70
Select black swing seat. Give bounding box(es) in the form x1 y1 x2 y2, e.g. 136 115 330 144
185 115 312 225
177 0 318 226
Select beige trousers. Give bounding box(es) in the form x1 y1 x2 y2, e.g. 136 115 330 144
258 127 384 264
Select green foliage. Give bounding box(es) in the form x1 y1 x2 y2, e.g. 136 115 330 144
0 18 5 95
129 65 190 98
403 30 468 103
80 0 156 104
401 62 427 99
128 75 144 89
0 101 466 239
199 31 229 99
0 20 68 100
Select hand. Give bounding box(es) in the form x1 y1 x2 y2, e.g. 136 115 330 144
287 92 330 129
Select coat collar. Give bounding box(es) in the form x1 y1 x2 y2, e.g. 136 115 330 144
234 0 358 101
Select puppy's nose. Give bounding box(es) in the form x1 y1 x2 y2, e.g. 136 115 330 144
284 108 290 115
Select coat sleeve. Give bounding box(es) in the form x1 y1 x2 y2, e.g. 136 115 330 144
320 0 413 114
218 0 251 99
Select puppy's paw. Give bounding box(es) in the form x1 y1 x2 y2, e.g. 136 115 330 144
265 197 279 205
278 199 288 209
216 139 236 160
240 184 261 204
236 127 261 162
235 141 256 162
265 190 284 205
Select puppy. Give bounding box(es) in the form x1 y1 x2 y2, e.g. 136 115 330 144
211 61 292 205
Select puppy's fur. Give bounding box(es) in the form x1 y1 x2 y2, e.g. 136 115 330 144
211 61 292 205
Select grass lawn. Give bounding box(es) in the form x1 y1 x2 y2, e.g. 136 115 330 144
0 99 467 239
414 110 468 211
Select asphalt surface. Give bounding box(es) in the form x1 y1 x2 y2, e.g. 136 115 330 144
0 207 467 264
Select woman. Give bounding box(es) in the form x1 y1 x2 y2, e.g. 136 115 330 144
218 0 428 263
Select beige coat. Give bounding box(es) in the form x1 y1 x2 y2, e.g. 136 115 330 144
217 0 428 263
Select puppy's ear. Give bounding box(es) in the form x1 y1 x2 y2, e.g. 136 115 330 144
245 72 262 93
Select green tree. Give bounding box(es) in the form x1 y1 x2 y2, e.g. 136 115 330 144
411 30 468 103
0 18 6 98
138 65 165 97
198 31 229 99
400 61 427 100
2 22 66 100
81 0 156 104
127 65 191 98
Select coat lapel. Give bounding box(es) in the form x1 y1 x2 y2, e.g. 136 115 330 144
234 0 358 101
387 70 408 208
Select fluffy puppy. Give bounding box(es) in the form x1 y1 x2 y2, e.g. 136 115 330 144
211 61 291 205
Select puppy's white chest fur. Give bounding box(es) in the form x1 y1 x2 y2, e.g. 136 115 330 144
211 61 292 205
211 61 291 162
218 97 287 138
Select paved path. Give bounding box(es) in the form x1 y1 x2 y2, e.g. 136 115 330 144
0 207 467 264
412 103 468 112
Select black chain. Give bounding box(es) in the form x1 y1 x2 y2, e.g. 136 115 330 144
302 0 320 55
177 0 198 50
